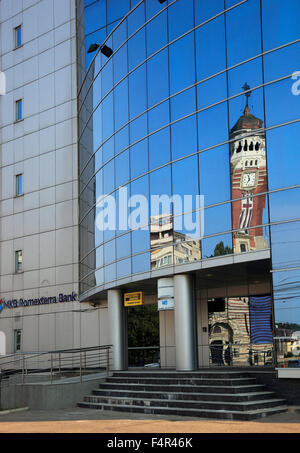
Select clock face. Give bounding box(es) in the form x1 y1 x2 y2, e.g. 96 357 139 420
242 172 256 188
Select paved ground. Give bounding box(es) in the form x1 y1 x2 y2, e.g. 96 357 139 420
0 406 300 433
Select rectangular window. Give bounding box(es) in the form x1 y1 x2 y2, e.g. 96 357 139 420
14 25 22 48
15 99 22 121
16 174 23 196
14 330 22 353
15 250 23 273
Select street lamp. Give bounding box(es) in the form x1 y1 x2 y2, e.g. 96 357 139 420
87 43 113 58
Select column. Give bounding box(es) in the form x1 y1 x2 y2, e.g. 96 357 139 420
108 289 128 370
174 274 198 371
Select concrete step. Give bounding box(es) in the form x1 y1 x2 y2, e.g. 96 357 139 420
99 381 266 394
92 388 276 402
105 376 257 386
77 370 287 420
83 394 286 412
77 400 288 421
112 371 251 379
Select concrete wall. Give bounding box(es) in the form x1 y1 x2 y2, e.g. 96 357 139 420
0 373 108 410
246 370 300 406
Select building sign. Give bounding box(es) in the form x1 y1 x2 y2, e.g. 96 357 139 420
124 291 144 307
0 292 77 312
158 298 174 311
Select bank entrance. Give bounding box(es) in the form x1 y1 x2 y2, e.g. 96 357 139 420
127 304 159 368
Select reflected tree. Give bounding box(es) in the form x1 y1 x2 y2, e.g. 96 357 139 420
214 241 233 256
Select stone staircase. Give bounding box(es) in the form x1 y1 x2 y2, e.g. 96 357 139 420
77 370 287 420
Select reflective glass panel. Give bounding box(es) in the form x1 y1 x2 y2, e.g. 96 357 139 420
147 49 169 108
266 122 300 191
149 127 171 170
130 113 148 144
146 10 167 57
132 252 150 274
129 65 147 120
104 263 116 283
265 79 300 127
262 0 300 51
148 100 170 133
130 139 149 179
169 32 195 95
202 233 233 259
271 221 300 270
199 145 231 206
194 0 225 25
198 103 228 151
114 78 129 131
117 258 132 279
195 16 226 81
269 188 300 224
128 28 146 71
171 115 197 160
171 87 196 122
225 0 261 67
117 233 131 260
107 0 130 24
168 0 194 42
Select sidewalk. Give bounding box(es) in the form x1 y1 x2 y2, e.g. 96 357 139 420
0 406 300 433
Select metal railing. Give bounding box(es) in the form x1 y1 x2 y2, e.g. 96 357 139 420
0 345 112 386
128 343 275 368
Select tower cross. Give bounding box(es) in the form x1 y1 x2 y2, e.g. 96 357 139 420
242 82 252 107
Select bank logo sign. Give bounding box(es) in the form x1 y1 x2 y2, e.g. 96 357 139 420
0 292 77 313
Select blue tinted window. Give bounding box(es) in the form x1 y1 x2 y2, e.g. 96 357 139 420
15 25 22 48
146 10 167 57
147 48 169 107
169 33 195 95
226 0 261 66
85 1 106 34
129 65 147 119
128 28 146 71
16 174 23 196
266 123 300 191
145 0 163 20
262 0 300 51
168 0 194 42
130 139 148 179
128 2 145 36
16 99 22 121
195 16 226 81
194 0 225 25
107 0 130 24
171 116 197 160
149 127 171 170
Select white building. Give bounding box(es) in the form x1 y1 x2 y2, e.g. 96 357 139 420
0 0 106 355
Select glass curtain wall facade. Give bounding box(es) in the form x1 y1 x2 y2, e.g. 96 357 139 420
78 0 300 367
80 0 139 69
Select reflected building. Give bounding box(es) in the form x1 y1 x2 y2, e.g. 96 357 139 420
150 214 201 269
208 296 273 367
230 93 268 254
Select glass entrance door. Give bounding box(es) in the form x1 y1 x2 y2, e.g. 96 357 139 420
127 304 159 367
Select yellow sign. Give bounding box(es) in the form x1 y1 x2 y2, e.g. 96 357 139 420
124 291 144 307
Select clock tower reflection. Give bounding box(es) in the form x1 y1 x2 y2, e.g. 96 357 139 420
230 86 268 253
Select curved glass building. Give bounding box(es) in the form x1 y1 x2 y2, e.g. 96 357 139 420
78 0 300 370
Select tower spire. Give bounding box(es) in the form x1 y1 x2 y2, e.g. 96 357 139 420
242 82 252 113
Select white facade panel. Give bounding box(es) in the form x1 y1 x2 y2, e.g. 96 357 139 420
0 0 102 356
